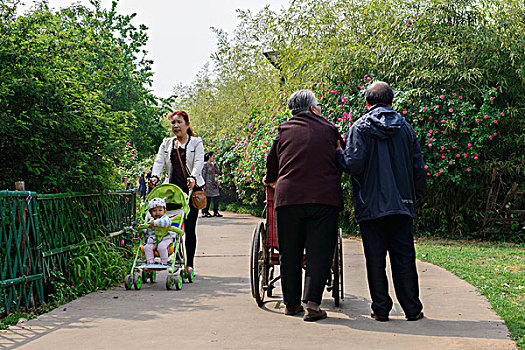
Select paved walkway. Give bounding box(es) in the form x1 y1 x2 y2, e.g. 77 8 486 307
1 212 517 349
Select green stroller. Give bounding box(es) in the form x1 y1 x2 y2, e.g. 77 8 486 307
125 184 195 290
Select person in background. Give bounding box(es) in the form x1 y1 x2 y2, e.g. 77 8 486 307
150 110 205 271
201 151 222 218
264 89 343 322
337 81 426 322
138 170 147 201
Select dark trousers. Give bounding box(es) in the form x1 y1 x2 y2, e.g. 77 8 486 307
184 202 198 267
168 200 198 268
203 196 219 214
276 204 338 306
359 214 422 317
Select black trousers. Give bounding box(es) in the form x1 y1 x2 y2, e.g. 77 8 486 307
359 214 422 317
203 196 219 214
167 200 198 268
276 204 338 306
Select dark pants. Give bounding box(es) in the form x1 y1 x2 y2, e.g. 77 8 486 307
203 196 219 214
276 204 338 306
167 200 198 268
359 214 422 317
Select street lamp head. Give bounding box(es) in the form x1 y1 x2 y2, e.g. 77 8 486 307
263 50 281 70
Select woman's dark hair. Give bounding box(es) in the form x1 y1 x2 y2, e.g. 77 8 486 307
168 110 194 136
364 81 394 106
204 151 214 162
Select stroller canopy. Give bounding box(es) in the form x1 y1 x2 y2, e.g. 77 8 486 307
147 184 190 217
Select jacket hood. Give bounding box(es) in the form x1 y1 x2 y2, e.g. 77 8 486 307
361 104 403 140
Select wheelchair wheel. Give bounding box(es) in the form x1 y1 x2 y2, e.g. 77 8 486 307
250 222 267 307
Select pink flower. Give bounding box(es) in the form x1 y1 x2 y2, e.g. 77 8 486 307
87 211 91 214
476 119 480 122
463 154 467 157
121 239 125 245
435 173 439 177
489 135 493 139
440 95 444 99
500 112 504 116
494 120 498 124
474 156 478 160
441 155 445 159
429 116 433 120
449 161 453 165
439 169 443 173
490 97 494 101
452 93 456 96
484 115 488 119
403 110 407 115
449 108 453 113
456 154 460 158
422 107 427 112
462 129 467 133
428 143 433 147
494 132 497 136
494 88 497 91
371 74 375 77
466 168 471 172
126 142 130 146
424 165 429 169
459 96 463 99
71 286 75 289
467 143 472 147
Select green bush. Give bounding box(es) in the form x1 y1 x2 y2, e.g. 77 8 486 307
0 1 166 193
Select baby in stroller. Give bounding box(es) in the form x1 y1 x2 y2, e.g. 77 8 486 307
143 197 174 265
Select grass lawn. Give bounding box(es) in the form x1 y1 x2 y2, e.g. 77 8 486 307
415 238 525 349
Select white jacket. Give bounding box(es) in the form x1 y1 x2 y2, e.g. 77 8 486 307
152 136 205 187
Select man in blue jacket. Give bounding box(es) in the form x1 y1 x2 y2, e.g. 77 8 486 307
337 81 426 322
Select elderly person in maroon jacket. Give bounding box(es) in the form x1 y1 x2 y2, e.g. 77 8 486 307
264 89 343 322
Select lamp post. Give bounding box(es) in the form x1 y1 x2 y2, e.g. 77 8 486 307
263 50 285 85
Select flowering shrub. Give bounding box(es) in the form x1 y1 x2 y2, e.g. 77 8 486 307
320 76 506 236
213 108 288 204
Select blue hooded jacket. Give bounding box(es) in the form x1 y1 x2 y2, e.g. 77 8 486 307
337 104 426 223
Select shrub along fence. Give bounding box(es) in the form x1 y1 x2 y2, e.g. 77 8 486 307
0 189 136 316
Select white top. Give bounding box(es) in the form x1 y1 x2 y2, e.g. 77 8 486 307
151 136 205 187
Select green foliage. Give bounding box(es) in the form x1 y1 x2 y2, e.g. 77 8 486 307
187 0 524 239
416 238 525 349
66 239 130 295
0 1 166 193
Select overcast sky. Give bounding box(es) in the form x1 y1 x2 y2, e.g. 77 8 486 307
21 0 289 98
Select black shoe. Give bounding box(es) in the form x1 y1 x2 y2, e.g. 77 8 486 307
202 212 212 217
371 312 389 322
304 308 327 322
284 304 304 316
406 312 424 321
214 212 223 217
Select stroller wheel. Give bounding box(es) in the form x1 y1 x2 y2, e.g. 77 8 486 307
186 267 195 283
124 275 133 290
165 275 172 290
175 273 183 290
133 274 142 290
142 271 148 283
150 270 156 283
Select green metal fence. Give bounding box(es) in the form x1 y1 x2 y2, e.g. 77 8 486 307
0 190 136 316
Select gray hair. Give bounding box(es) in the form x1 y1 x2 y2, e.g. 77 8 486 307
288 89 318 114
